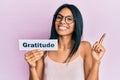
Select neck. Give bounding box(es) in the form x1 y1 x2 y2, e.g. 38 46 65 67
58 36 74 50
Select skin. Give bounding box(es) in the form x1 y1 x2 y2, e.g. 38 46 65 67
24 8 106 80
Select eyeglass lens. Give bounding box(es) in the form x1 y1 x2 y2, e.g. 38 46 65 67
56 14 74 24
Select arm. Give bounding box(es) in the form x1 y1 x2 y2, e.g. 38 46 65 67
83 41 100 80
29 58 44 80
84 34 106 80
82 41 93 80
84 46 100 80
86 61 100 80
29 67 39 80
24 50 44 80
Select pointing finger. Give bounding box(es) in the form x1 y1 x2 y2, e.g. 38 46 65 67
99 33 106 44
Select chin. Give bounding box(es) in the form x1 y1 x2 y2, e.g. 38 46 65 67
57 31 72 36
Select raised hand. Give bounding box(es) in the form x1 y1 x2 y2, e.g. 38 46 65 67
24 49 44 68
92 33 106 63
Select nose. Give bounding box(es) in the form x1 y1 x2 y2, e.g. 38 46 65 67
60 17 66 24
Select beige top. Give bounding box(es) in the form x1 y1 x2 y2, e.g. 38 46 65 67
43 54 85 80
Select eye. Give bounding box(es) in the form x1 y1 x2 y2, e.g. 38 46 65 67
56 14 63 22
56 14 62 19
66 16 74 21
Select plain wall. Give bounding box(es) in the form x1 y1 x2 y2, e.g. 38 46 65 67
0 0 120 80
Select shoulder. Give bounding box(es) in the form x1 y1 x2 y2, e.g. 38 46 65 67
80 41 92 50
79 41 91 50
78 41 92 59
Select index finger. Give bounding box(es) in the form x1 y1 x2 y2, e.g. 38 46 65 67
99 33 106 44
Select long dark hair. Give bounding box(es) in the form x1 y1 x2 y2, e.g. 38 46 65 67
50 4 83 62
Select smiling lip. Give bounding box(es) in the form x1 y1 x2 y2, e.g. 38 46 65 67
58 26 68 30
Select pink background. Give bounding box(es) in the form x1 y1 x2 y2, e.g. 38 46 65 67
0 0 120 80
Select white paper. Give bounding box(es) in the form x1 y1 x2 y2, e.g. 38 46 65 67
19 39 58 51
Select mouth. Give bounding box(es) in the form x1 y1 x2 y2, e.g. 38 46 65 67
58 26 68 31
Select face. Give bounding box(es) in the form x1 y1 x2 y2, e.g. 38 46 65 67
55 7 75 36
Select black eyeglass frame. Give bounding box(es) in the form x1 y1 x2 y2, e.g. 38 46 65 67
56 14 75 24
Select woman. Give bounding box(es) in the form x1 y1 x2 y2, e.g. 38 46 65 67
25 4 106 80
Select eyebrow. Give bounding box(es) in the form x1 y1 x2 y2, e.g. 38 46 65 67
57 14 73 17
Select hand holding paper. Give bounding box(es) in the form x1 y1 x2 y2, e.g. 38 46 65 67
24 49 44 68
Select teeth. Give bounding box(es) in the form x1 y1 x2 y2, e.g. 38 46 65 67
59 26 67 30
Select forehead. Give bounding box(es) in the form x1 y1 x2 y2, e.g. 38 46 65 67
58 7 73 16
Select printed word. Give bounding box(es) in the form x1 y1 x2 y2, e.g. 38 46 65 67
19 39 58 51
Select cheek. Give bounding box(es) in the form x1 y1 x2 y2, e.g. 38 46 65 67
55 21 58 29
70 23 75 31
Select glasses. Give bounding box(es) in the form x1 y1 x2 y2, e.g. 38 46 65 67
56 14 74 24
